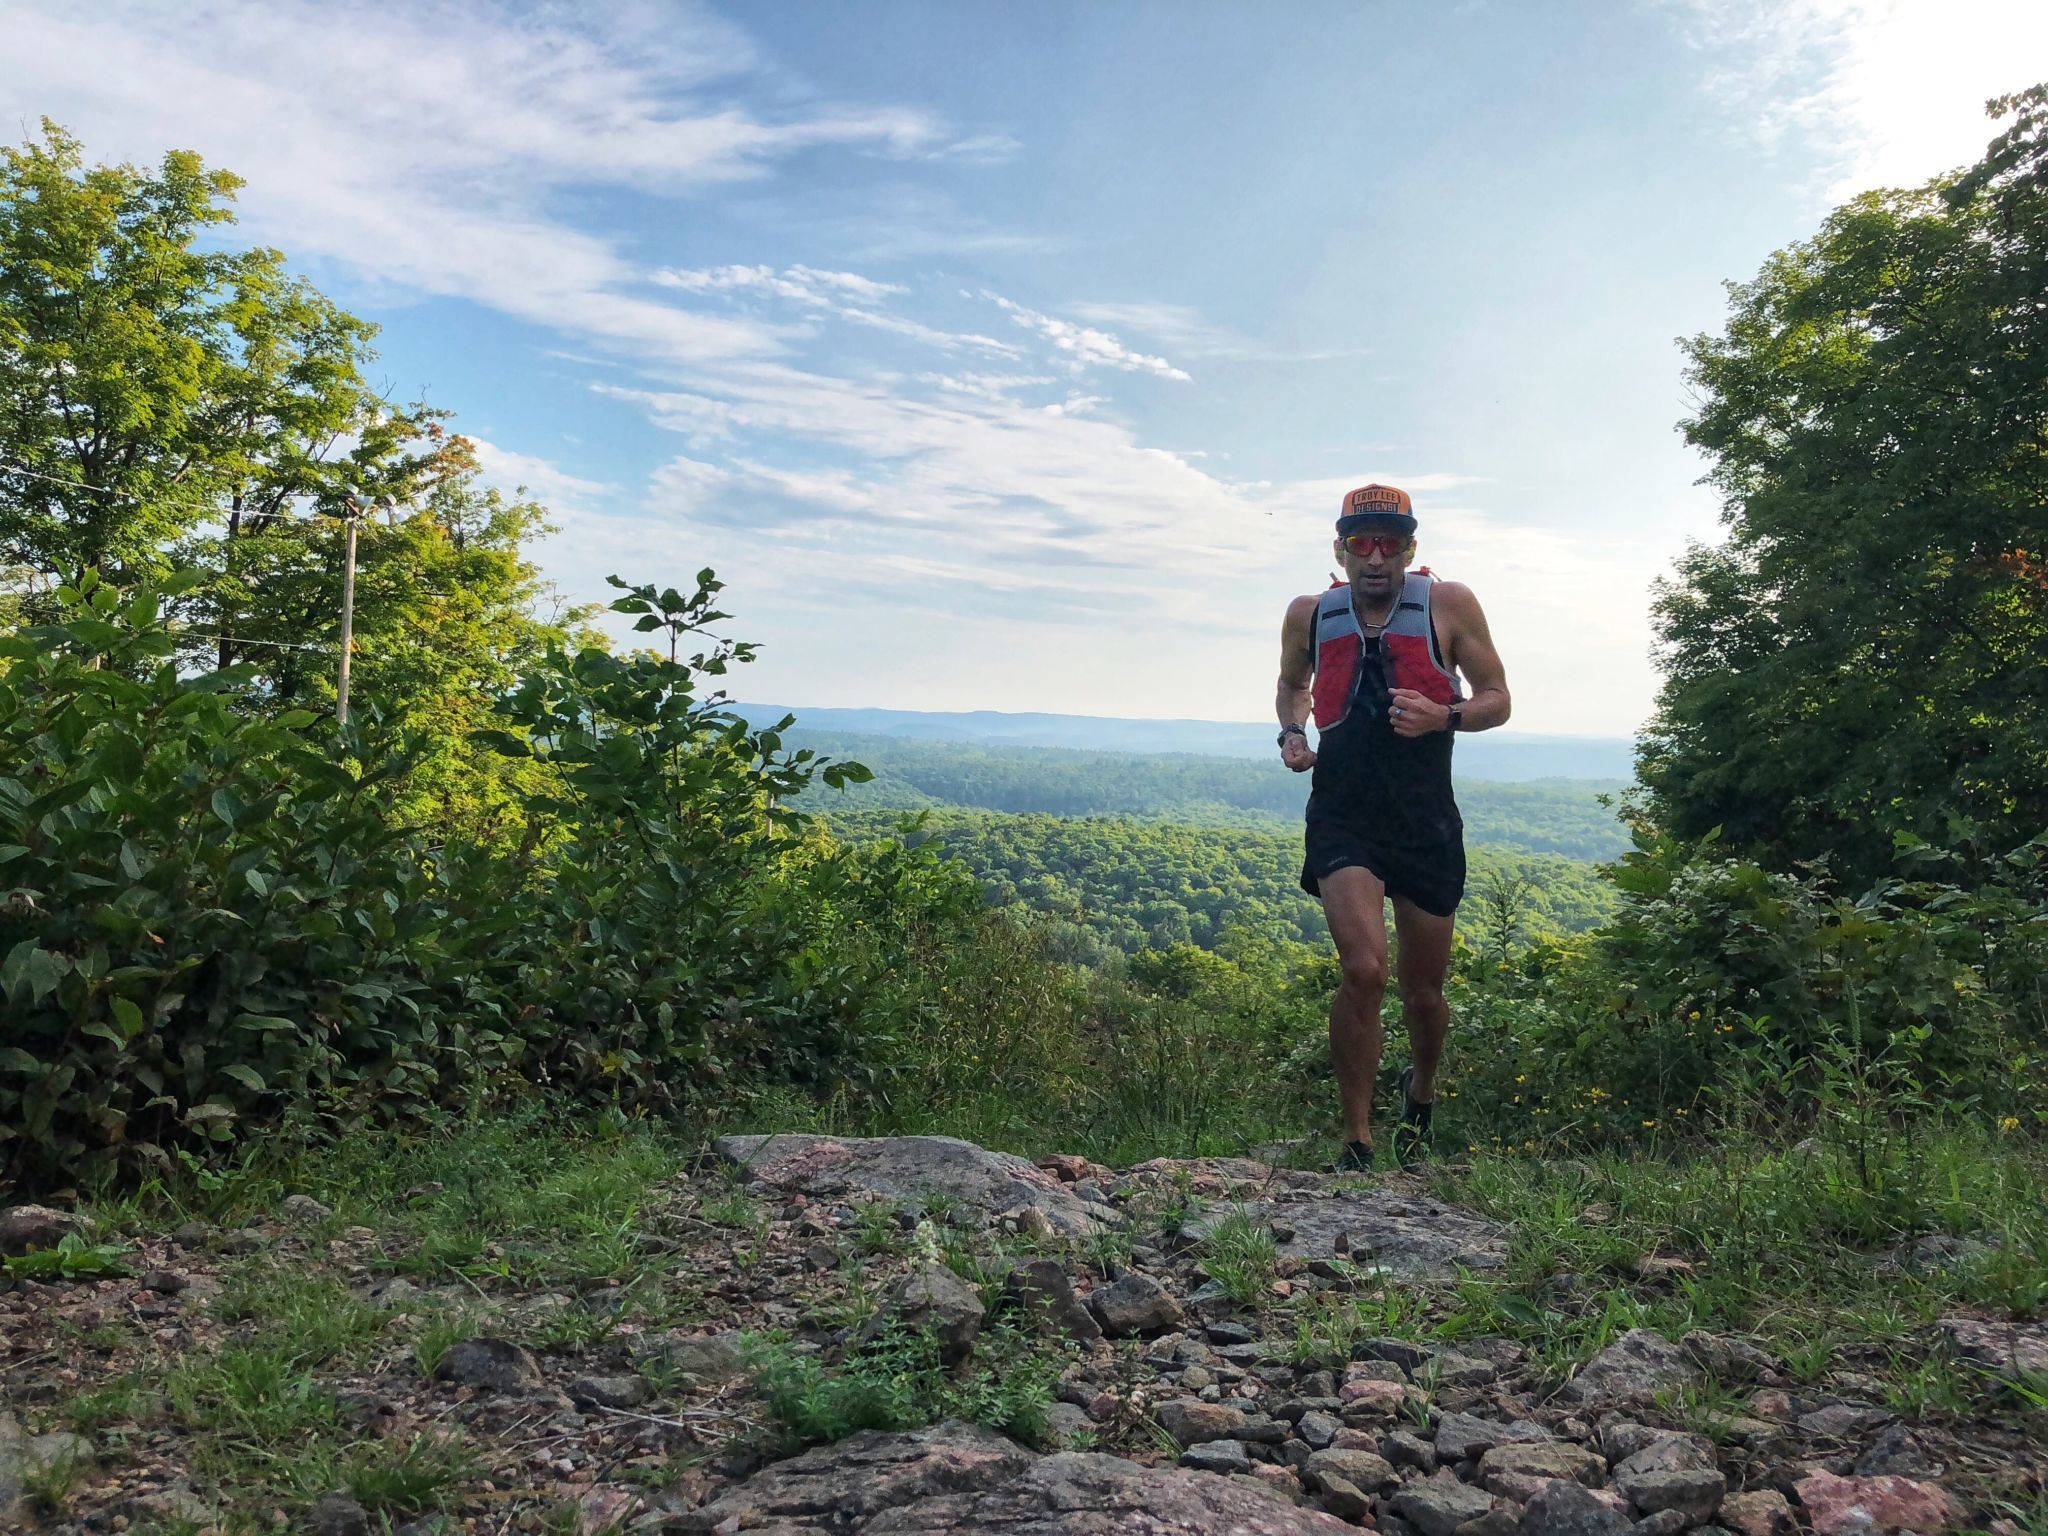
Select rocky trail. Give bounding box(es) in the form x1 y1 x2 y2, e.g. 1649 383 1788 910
1 1134 2042 1535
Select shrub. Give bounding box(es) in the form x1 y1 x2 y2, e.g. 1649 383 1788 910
0 569 930 1191
0 572 478 1187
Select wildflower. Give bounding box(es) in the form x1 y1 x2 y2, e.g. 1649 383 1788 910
1688 1010 1701 1021
1642 1119 1657 1129
1515 1074 1527 1084
2000 1116 2020 1133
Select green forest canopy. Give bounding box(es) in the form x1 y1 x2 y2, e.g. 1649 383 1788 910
827 808 1615 959
791 728 1629 860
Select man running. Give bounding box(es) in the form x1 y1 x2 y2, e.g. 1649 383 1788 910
1275 484 1511 1170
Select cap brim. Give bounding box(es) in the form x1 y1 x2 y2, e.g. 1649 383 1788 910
1337 512 1416 537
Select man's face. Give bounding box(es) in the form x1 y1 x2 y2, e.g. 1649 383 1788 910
1335 523 1415 604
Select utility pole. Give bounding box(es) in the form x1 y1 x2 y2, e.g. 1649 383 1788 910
336 500 360 727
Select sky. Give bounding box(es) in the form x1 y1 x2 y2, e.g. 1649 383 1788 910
4 1 2044 736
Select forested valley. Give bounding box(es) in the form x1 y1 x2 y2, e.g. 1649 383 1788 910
0 94 2045 1535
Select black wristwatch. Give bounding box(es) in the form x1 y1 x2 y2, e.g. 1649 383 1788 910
1277 724 1306 746
1446 705 1463 733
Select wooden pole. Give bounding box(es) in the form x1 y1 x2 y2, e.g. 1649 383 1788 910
337 514 358 727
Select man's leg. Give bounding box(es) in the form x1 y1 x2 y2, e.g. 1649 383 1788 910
1320 865 1390 1147
1391 896 1455 1103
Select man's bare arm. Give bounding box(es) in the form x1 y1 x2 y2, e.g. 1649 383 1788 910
1276 594 1318 770
1436 582 1510 731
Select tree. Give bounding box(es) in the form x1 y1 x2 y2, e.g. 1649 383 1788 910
1642 85 2048 884
0 121 443 607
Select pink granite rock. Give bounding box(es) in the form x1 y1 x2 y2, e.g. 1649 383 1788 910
1795 1471 1962 1536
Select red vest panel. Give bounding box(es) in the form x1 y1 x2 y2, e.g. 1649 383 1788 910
1312 572 1461 731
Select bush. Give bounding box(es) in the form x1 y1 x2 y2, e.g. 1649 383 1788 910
0 570 943 1192
0 572 480 1186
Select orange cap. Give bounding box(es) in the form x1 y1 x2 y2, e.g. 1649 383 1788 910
1336 483 1416 534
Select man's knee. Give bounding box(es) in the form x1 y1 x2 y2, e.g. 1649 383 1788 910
1401 980 1448 1016
1340 951 1387 996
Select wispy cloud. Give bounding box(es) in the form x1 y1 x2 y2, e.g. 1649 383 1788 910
0 2 958 370
982 294 1194 382
1673 0 2048 198
1068 301 1369 363
657 264 1020 355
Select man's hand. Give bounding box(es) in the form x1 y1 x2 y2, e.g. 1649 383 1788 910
1281 732 1317 773
1387 688 1452 738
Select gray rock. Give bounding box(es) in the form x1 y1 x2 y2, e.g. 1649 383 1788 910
1004 1260 1102 1344
714 1134 1117 1237
674 1420 1035 1532
1682 1333 1777 1384
1304 1448 1397 1493
1937 1315 2048 1382
1634 1510 1693 1536
1357 1336 1437 1372
855 1264 985 1364
1852 1425 1941 1480
1158 1400 1245 1447
220 1227 266 1255
1297 1410 1343 1448
1390 1472 1497 1536
1619 1470 1726 1524
871 1447 1361 1533
1599 1421 1667 1464
1517 1480 1636 1536
634 1330 748 1388
1179 1438 1252 1475
302 1491 372 1536
432 1338 540 1391
1182 1190 1508 1280
1796 1404 1892 1441
0 1204 92 1257
565 1375 651 1410
1478 1441 1605 1490
1613 1434 1715 1483
1429 1352 1498 1388
0 1414 93 1521
1231 1416 1291 1445
1436 1411 1509 1461
1562 1330 1699 1411
1383 1427 1439 1473
364 1276 423 1310
1087 1271 1183 1337
280 1193 334 1225
1045 1403 1095 1447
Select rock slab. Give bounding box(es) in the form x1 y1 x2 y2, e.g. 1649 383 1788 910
715 1134 1116 1235
675 1420 1362 1534
1182 1190 1508 1280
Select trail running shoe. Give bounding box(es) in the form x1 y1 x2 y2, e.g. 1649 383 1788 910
1331 1140 1375 1173
1393 1065 1434 1170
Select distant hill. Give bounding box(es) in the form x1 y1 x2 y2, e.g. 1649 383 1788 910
774 728 1631 861
735 703 1636 782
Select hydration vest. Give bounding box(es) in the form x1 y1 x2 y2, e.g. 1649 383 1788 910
1311 571 1463 732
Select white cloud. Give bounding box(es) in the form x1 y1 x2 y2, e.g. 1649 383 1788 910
1068 300 1370 363
983 294 1195 382
0 2 953 371
1675 0 2048 198
656 264 1020 355
468 439 615 510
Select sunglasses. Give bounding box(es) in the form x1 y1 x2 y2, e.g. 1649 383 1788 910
1343 533 1414 558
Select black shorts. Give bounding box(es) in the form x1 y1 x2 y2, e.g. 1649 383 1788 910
1299 821 1466 918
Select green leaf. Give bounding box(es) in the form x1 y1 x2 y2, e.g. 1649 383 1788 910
220 1064 266 1093
110 997 146 1040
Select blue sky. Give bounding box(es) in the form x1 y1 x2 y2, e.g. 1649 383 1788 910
6 0 2044 734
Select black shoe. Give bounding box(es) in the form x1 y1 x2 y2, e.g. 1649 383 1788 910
1331 1139 1375 1173
1393 1066 1434 1170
